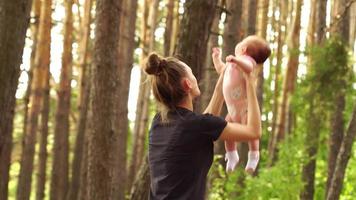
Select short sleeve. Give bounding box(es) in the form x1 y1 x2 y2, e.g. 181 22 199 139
198 114 227 141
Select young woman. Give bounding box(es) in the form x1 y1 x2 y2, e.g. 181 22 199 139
145 52 261 200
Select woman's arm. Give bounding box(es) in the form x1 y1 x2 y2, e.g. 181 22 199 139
203 68 225 115
219 73 262 141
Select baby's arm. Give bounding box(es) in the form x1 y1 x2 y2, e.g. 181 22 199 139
211 47 226 74
226 55 255 74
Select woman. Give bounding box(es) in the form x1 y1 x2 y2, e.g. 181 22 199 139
145 53 261 200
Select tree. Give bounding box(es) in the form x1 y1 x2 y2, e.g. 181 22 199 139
164 0 175 56
325 0 352 195
128 0 158 190
16 0 52 199
326 106 356 200
174 0 218 112
271 0 302 164
35 55 50 200
113 0 138 197
50 0 74 199
86 0 123 198
0 0 33 198
66 0 93 199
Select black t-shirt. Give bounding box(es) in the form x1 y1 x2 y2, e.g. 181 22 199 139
148 107 227 200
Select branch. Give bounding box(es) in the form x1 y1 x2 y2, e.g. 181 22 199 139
325 0 356 33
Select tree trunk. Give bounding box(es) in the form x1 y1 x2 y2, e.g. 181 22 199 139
326 94 345 194
201 0 221 112
23 0 41 152
174 0 218 112
169 0 180 56
50 0 74 199
325 0 351 195
268 0 288 162
129 157 150 200
111 0 138 198
35 63 50 200
300 99 322 200
128 0 157 190
0 0 32 198
222 0 243 57
270 0 302 164
164 0 175 56
316 0 327 44
326 106 356 200
87 0 123 198
16 0 52 199
66 0 92 200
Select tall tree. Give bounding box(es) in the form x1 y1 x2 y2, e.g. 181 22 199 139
129 157 150 200
16 0 52 199
325 0 352 195
112 0 138 197
268 0 289 161
164 0 175 56
86 0 123 199
50 0 74 199
174 0 218 112
222 0 243 58
67 0 92 199
0 0 33 198
128 0 157 190
35 56 50 200
23 0 41 153
326 106 356 200
271 0 302 164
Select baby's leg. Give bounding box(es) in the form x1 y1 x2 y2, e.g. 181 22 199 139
243 114 260 174
224 114 239 173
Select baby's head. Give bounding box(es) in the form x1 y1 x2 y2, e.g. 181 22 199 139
235 35 271 64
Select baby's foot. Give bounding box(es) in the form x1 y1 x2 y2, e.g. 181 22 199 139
245 151 260 174
225 151 239 173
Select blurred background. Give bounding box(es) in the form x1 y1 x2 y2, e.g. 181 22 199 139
1 0 356 199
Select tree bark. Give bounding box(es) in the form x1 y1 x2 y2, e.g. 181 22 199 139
50 0 74 199
16 0 52 199
201 0 221 112
67 0 92 200
0 0 32 198
271 0 302 164
86 0 123 198
164 0 175 56
268 0 288 162
174 0 218 112
111 0 138 198
326 106 356 200
325 0 351 195
222 0 243 57
23 0 41 152
128 0 157 190
35 62 50 200
129 157 150 200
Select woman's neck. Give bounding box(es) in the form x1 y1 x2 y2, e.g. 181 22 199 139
177 95 194 111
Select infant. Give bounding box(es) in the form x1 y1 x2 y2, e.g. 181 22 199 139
212 35 271 174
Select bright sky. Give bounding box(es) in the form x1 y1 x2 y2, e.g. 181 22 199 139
16 0 355 123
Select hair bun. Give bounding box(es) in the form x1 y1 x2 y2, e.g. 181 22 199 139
145 53 165 75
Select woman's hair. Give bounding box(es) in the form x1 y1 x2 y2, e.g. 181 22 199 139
143 53 187 122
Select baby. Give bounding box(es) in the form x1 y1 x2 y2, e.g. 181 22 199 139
212 35 271 174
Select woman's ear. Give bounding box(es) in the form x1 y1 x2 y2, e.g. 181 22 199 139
181 78 192 92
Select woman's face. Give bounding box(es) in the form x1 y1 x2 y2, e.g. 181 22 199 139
180 61 201 98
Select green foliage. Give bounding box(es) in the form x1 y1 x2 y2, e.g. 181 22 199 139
306 36 353 109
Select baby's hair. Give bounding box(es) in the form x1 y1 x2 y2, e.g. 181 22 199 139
242 36 271 64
